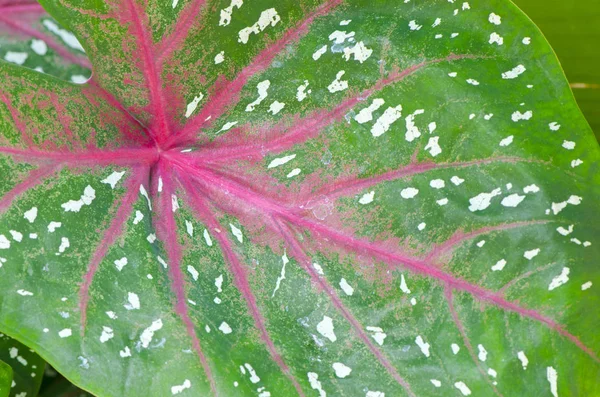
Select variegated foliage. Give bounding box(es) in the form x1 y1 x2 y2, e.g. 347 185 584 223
0 0 599 396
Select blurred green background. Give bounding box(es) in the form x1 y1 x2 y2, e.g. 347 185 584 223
515 0 600 140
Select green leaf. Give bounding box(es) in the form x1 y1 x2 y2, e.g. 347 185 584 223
0 360 12 397
0 333 45 397
0 0 91 82
511 0 600 139
1 0 599 396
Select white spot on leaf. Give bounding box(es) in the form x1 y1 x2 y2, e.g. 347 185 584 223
581 281 592 290
359 191 375 205
246 80 270 112
101 171 125 189
61 186 96 212
124 292 140 310
42 20 84 51
415 335 431 357
100 326 114 343
548 267 570 291
424 136 442 156
343 41 372 63
366 326 387 346
405 109 425 142
501 194 525 207
511 110 533 122
455 381 472 396
307 373 326 397
468 188 501 211
4 52 28 65
477 344 488 361
31 39 48 55
187 266 199 281
214 51 225 64
185 94 204 118
24 207 38 223
171 379 191 395
114 257 128 271
488 13 501 25
547 366 558 397
355 98 384 124
316 316 336 342
339 278 354 296
371 105 402 137
332 362 352 378
312 45 327 60
489 32 503 45
327 70 348 93
523 248 540 260
268 154 296 168
491 259 507 271
401 187 419 199
517 351 529 369
238 8 280 44
502 64 526 79
230 224 243 243
219 322 232 334
140 319 163 348
499 135 514 147
219 0 243 26
451 343 460 354
58 328 72 338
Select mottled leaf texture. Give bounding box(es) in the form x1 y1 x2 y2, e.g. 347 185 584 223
0 0 90 81
0 333 45 397
0 360 11 397
0 0 598 396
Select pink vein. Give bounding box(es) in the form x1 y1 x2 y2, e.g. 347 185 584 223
445 287 503 397
175 158 412 391
0 2 44 14
156 163 217 395
287 213 599 362
0 164 59 213
85 80 154 144
168 159 599 363
168 0 344 148
178 172 304 397
497 262 556 295
277 221 415 396
0 90 33 146
0 146 158 165
79 166 148 329
426 220 551 262
0 14 91 69
315 157 525 201
122 0 171 143
154 0 207 64
189 53 479 163
49 93 80 149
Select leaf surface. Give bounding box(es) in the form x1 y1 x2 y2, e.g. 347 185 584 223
0 333 45 397
0 0 599 396
0 360 11 397
0 0 90 81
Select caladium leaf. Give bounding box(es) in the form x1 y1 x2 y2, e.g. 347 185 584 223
0 0 599 396
0 0 90 81
0 333 45 397
0 360 11 397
